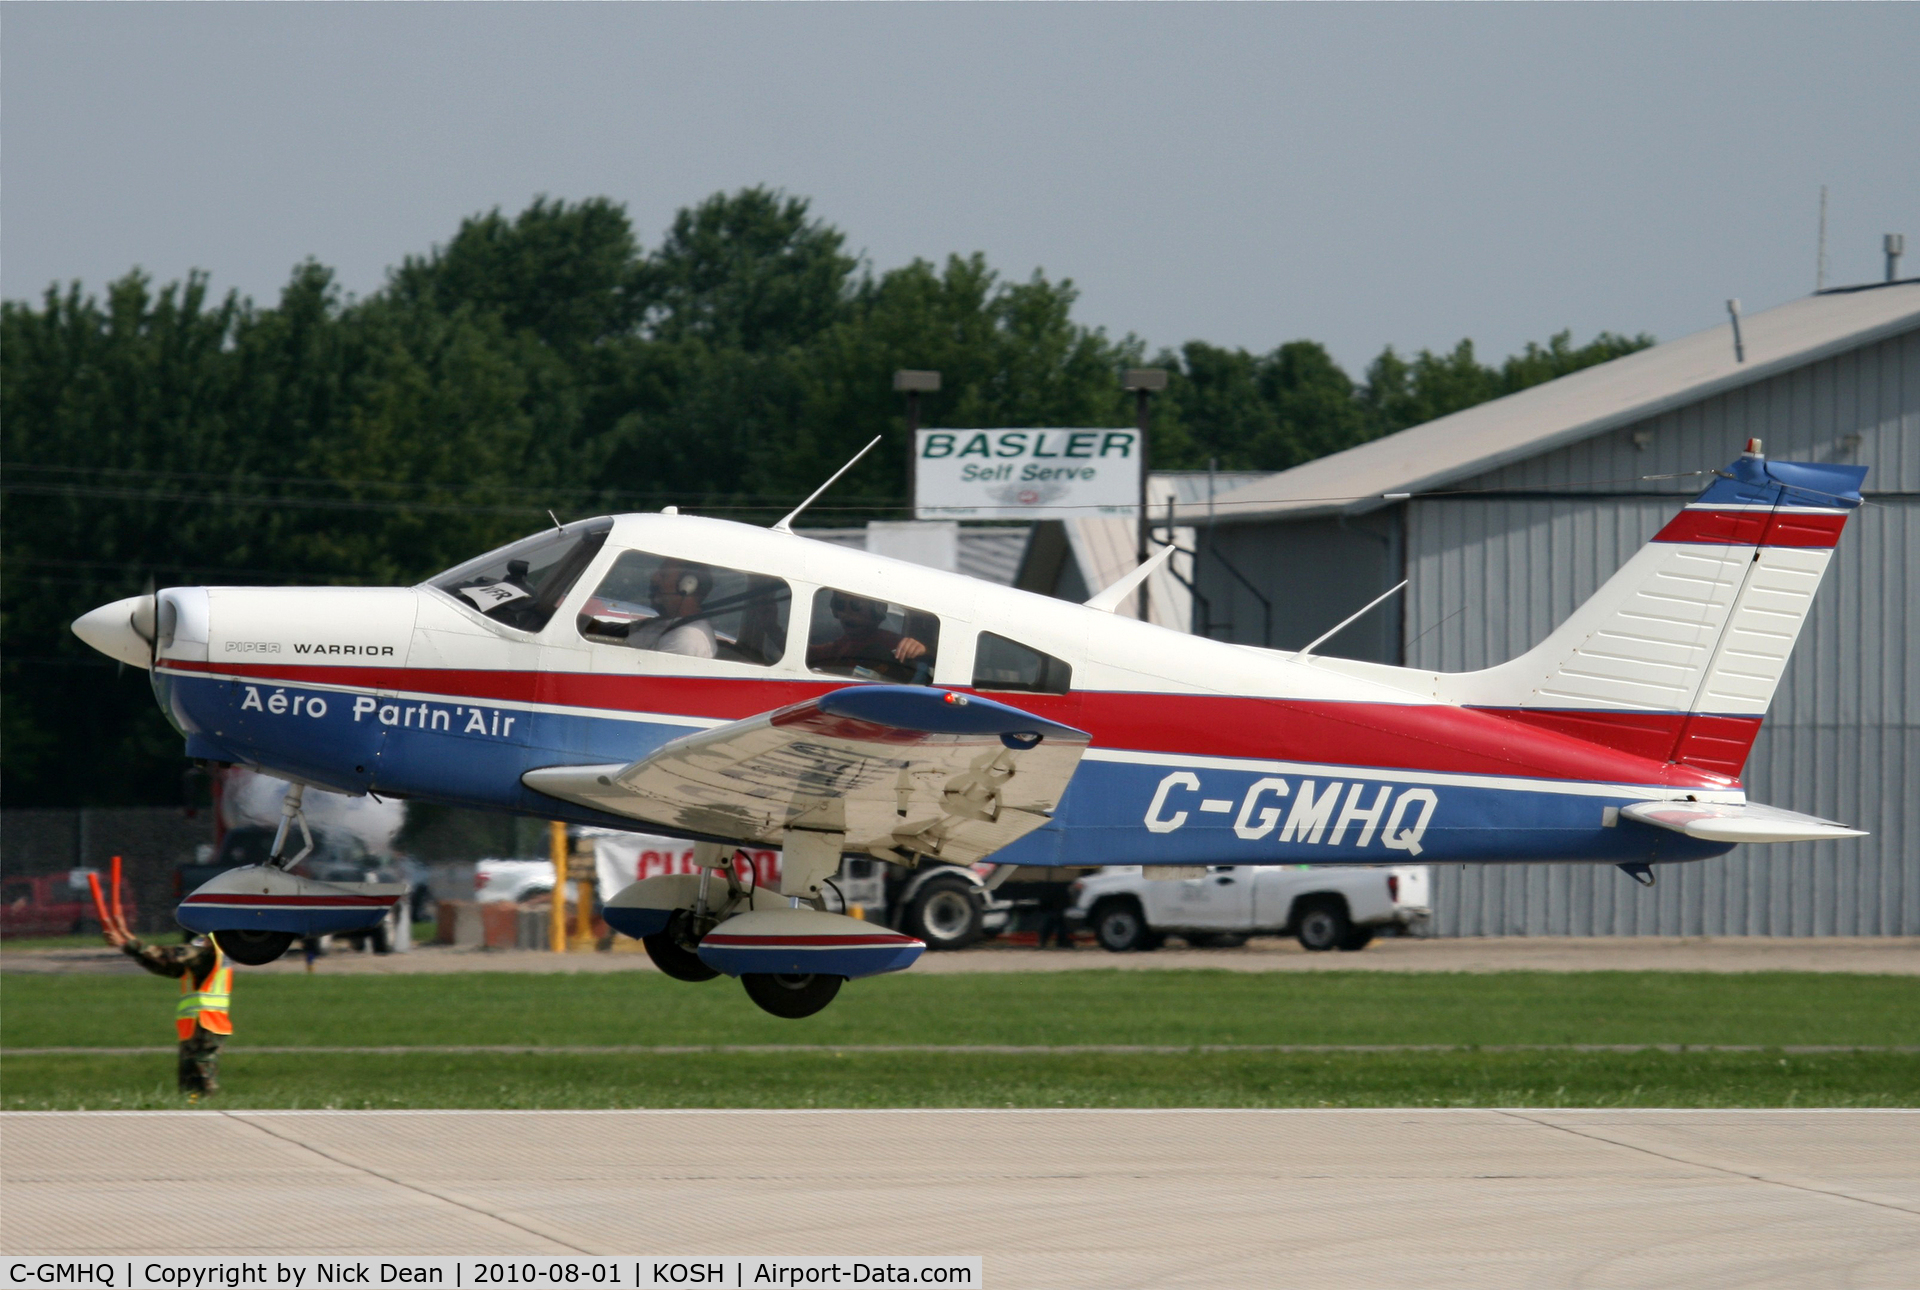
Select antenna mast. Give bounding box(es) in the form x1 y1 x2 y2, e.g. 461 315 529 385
771 436 884 535
1816 185 1829 292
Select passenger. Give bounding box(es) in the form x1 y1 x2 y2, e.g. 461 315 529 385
629 560 717 659
809 594 931 681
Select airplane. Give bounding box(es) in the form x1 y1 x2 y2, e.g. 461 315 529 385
71 438 1868 1017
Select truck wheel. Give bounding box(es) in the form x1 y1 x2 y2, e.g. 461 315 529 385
903 876 984 950
1337 927 1377 952
1294 900 1351 952
1091 899 1155 953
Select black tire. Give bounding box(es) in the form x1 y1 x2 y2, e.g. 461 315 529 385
1091 899 1155 953
1293 900 1351 953
902 875 984 950
369 919 392 955
742 972 843 1019
1337 926 1377 952
643 912 720 982
213 929 294 965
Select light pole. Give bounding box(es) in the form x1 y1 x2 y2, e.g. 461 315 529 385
894 370 941 517
1122 368 1167 619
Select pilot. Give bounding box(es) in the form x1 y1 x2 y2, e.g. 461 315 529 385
628 559 717 658
808 594 930 680
102 923 232 1099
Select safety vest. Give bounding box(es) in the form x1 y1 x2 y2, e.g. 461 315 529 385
175 947 233 1038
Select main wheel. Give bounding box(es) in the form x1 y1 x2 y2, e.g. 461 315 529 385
643 912 720 982
902 875 984 950
741 972 843 1019
1294 901 1351 953
1091 899 1155 952
213 929 294 965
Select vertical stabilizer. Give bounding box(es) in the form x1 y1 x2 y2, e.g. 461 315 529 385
1454 444 1866 777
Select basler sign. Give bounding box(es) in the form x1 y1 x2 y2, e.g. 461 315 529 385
914 427 1141 521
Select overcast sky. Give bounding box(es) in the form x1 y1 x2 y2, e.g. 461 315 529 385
4 3 1915 374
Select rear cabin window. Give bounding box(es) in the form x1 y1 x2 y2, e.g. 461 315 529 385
430 519 612 635
807 588 941 684
972 631 1073 695
578 551 791 667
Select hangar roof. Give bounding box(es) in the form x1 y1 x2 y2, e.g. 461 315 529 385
1185 279 1920 524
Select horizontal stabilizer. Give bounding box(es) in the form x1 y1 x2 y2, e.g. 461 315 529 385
1620 799 1867 844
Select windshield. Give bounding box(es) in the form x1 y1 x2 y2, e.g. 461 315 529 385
429 518 613 634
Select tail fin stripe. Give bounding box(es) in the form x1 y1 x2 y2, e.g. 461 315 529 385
1654 508 1847 548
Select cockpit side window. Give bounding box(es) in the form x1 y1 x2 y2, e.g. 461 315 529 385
972 631 1073 695
807 588 940 685
429 519 613 634
578 550 792 666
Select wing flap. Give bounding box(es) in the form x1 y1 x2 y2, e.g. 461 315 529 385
1620 799 1868 843
524 685 1089 866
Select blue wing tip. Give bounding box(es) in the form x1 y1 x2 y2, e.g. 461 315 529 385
814 684 1087 741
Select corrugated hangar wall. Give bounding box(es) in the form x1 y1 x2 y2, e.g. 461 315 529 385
1405 323 1918 935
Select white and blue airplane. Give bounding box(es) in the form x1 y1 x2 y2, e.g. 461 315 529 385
72 439 1867 1016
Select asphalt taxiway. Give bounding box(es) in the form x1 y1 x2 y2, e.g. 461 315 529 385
4 1109 1916 1287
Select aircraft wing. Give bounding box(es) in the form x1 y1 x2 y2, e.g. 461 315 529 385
523 685 1090 867
1620 799 1867 843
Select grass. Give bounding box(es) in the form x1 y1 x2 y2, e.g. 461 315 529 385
6 1049 1911 1111
4 969 1915 1109
0 934 105 952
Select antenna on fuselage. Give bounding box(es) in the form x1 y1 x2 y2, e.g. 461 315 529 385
771 436 883 535
547 509 563 531
1293 579 1409 663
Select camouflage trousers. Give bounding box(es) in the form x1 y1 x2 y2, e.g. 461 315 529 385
177 1027 223 1094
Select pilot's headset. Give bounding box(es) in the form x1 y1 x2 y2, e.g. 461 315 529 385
665 564 712 604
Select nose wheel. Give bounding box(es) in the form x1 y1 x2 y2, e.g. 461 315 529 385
213 929 294 965
741 972 843 1019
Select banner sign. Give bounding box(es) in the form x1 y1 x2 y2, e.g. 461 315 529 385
914 428 1140 521
590 831 782 896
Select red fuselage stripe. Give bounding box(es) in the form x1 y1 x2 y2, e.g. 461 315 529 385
1472 709 1763 777
161 659 1740 787
1653 509 1847 548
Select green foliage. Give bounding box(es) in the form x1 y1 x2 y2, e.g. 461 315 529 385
1359 329 1653 441
1 185 1651 805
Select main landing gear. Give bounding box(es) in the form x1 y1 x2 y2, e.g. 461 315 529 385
608 837 923 1020
636 849 851 1019
741 973 843 1019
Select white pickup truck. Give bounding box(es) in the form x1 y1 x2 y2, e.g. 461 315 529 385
1067 864 1430 952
